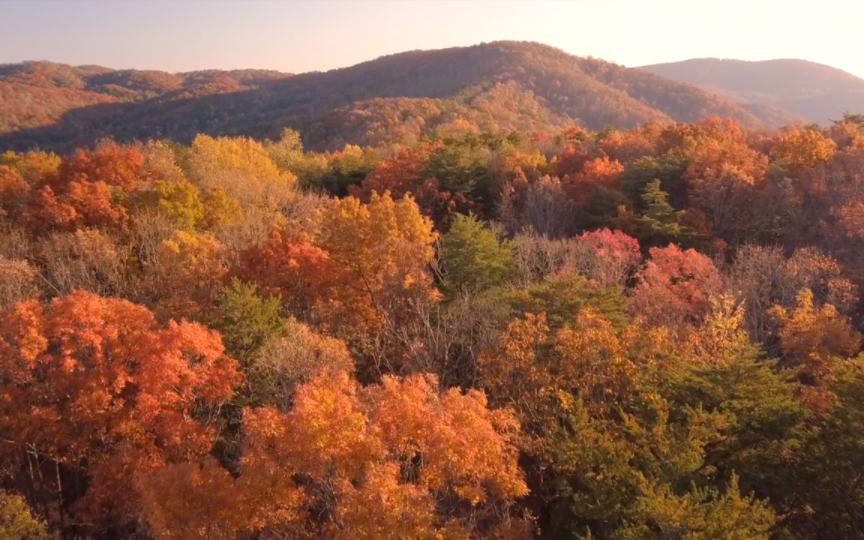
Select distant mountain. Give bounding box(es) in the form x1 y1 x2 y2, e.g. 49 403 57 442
0 42 786 152
0 61 291 136
639 58 864 125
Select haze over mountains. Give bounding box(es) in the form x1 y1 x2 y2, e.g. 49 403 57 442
639 58 864 125
0 41 856 152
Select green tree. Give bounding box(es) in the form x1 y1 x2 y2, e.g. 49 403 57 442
549 381 778 539
439 213 516 295
421 134 494 211
210 278 287 365
786 358 864 538
318 145 381 197
620 153 689 212
664 340 806 509
549 391 740 539
578 186 630 231
837 111 864 129
615 476 776 540
489 273 629 330
635 179 700 247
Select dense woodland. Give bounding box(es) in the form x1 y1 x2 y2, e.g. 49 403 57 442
3 87 864 540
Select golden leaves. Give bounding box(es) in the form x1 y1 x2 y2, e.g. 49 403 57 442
771 288 862 380
187 134 297 212
770 126 837 170
233 370 526 538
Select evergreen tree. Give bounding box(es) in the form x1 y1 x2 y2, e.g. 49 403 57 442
439 213 516 295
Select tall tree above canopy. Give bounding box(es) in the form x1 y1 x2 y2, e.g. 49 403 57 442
439 213 516 295
56 140 146 193
769 126 836 171
771 288 861 392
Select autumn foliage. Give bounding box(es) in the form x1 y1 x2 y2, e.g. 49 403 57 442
2 114 864 540
0 291 239 524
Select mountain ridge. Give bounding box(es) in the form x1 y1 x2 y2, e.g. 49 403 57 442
0 42 808 152
639 57 864 124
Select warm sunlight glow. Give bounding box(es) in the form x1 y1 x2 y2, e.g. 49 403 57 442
3 3 864 539
4 0 864 77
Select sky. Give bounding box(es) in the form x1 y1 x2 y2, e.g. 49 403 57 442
3 0 864 77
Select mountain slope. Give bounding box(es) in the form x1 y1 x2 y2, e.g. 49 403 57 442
639 58 864 124
0 60 292 135
0 42 778 152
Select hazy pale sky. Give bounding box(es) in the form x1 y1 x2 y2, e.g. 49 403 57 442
3 0 864 77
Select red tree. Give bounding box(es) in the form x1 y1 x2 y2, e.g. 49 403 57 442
0 291 239 525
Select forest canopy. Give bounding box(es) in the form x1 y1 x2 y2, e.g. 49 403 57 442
2 109 864 540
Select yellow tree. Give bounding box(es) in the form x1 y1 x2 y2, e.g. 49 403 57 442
0 491 54 540
771 289 861 380
0 165 31 221
479 309 646 451
143 230 228 320
0 149 60 186
683 293 753 361
316 191 438 360
185 134 297 212
771 288 862 412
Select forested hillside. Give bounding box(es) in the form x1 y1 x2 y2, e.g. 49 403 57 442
0 60 289 133
3 107 864 538
640 57 864 124
0 41 788 153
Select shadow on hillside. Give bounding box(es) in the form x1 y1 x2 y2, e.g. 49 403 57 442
0 86 286 153
0 41 780 153
0 44 566 152
0 52 490 154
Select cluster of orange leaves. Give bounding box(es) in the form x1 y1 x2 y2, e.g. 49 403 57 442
0 290 529 538
0 291 238 520
137 371 528 539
